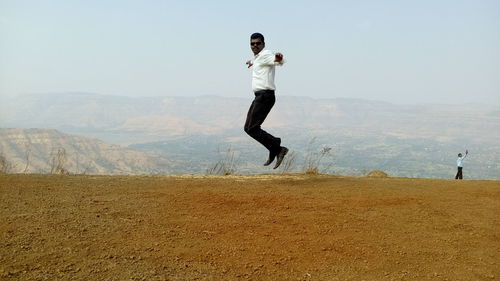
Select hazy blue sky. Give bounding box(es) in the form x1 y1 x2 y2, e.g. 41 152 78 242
1 0 499 104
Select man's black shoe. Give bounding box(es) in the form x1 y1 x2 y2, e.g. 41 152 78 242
263 151 277 166
273 147 289 169
264 138 281 166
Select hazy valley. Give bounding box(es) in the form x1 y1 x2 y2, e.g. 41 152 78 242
1 92 499 178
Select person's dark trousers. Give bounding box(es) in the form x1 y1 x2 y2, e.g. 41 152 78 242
244 90 281 154
455 167 463 179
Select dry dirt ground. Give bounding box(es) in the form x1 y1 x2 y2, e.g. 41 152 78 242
1 174 499 281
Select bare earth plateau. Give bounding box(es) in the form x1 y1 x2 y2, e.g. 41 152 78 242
1 174 499 281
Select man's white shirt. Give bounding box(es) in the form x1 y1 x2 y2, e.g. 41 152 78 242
251 49 284 92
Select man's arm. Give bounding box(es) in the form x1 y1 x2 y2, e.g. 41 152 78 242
260 51 285 66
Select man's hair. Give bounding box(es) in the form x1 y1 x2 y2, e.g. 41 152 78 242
458 153 462 157
250 32 265 42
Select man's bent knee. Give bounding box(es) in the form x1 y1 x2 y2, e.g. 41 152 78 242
244 125 259 136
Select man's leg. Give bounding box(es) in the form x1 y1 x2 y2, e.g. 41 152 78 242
456 167 463 180
244 90 281 153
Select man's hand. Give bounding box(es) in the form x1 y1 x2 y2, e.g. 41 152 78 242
274 53 283 63
466 149 468 155
246 60 253 68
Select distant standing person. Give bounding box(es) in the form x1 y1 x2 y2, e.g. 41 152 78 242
244 33 288 169
455 150 468 180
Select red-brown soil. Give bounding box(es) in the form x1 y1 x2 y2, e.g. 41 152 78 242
1 174 499 281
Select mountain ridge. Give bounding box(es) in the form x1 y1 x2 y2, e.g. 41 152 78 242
1 92 499 178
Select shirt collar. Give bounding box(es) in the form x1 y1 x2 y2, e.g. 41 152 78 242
254 49 268 58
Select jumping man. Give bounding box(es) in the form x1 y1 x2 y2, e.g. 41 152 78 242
244 33 288 169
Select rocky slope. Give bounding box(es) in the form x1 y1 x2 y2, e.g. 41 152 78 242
0 128 172 174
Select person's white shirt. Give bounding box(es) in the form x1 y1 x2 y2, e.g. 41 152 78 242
457 156 466 167
251 49 284 92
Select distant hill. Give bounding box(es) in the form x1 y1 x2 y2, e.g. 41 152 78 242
2 92 498 145
0 128 172 174
1 93 499 178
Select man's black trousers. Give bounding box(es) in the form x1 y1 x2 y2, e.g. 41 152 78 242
455 167 463 179
244 90 281 153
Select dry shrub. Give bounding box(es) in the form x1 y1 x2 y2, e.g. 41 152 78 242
303 145 332 175
206 146 238 175
280 150 296 174
0 153 12 174
51 148 69 175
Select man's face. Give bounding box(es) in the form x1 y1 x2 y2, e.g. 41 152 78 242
250 38 265 55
